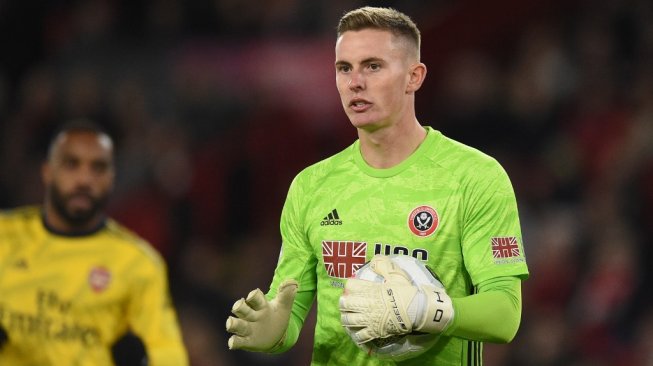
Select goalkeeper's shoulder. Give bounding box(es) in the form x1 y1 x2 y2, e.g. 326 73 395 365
433 134 513 184
291 143 356 186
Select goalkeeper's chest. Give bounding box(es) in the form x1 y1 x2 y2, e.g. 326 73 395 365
307 195 463 280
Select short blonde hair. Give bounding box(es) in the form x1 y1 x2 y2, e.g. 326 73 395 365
337 7 421 59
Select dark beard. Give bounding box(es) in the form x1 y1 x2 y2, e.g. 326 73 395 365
49 184 108 227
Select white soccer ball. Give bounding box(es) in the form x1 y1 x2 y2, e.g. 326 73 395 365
346 254 444 361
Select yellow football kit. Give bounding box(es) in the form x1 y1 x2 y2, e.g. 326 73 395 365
0 206 188 366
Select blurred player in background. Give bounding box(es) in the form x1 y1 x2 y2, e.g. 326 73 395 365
226 6 529 365
0 121 188 365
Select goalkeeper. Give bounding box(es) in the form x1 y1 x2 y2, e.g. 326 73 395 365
226 6 529 365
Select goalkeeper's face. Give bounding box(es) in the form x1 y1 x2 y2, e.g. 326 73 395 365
335 28 424 132
42 130 115 229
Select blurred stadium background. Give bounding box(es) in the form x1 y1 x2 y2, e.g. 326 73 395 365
1 0 653 365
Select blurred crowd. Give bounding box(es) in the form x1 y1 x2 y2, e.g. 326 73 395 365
1 0 652 365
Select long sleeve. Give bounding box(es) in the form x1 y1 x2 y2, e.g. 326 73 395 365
444 276 523 343
127 255 189 365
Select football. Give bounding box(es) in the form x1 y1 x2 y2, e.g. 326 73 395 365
346 254 444 361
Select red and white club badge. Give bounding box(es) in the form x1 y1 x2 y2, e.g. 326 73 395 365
408 205 439 237
88 266 112 293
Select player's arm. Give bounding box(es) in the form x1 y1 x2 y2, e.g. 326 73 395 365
450 158 527 343
444 276 522 343
340 255 455 343
225 248 317 353
226 174 317 353
226 245 316 354
340 260 522 345
126 254 189 366
226 278 299 352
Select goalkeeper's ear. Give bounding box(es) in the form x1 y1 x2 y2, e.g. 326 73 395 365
111 331 148 366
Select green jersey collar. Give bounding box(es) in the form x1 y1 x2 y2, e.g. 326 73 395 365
353 126 440 178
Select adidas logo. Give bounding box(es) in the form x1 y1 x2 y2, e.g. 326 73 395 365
321 209 342 226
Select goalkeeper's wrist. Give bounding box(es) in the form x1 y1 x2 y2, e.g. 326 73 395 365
265 330 288 353
413 286 454 334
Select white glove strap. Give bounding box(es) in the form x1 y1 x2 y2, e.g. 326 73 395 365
409 285 454 334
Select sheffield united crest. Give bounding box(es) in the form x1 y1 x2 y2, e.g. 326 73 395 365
408 205 439 237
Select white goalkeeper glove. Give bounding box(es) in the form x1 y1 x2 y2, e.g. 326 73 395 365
339 255 454 344
226 279 298 352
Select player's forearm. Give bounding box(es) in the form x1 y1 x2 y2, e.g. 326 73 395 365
443 276 522 343
133 319 189 366
264 247 317 354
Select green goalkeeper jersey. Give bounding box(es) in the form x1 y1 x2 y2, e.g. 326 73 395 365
0 206 188 366
269 127 529 365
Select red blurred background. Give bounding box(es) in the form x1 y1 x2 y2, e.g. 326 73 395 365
2 0 652 365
